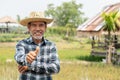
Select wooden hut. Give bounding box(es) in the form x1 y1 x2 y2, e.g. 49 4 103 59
0 16 17 33
77 2 120 57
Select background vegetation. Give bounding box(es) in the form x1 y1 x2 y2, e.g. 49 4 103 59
0 0 120 80
0 26 120 80
45 0 87 27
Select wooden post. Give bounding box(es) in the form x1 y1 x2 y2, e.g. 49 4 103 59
106 44 115 64
107 45 112 64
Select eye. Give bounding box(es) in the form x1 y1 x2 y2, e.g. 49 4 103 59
39 23 45 27
31 24 36 27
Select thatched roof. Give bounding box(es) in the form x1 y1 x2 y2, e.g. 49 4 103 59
0 16 17 23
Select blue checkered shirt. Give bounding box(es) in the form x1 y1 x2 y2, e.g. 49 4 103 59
14 37 60 80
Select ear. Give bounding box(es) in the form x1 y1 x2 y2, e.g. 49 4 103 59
45 25 47 32
27 26 30 31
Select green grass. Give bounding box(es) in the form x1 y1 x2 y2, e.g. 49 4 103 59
0 47 14 62
1 62 120 80
59 48 89 60
0 35 120 80
0 33 29 42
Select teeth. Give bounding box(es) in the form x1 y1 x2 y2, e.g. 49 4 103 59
36 33 41 34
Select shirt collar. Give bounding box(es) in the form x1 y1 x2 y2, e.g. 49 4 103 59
27 36 46 46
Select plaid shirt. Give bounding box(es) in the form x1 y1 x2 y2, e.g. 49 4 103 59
14 37 60 80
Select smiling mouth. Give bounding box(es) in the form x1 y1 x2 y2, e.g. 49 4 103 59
34 31 43 35
32 32 43 40
35 33 41 35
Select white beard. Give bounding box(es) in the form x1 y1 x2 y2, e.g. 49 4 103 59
30 32 43 40
33 36 43 40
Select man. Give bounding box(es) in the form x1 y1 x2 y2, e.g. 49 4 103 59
14 12 60 80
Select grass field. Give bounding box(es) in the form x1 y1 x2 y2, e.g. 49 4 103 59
0 36 120 80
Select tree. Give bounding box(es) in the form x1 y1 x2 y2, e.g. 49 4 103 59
16 15 21 22
45 0 87 27
65 23 74 37
102 11 120 64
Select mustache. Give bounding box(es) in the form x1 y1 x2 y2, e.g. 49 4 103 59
33 30 43 34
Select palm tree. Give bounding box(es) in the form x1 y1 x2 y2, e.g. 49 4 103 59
102 11 120 64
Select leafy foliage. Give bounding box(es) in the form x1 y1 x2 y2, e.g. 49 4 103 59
102 11 120 63
45 0 87 27
102 11 120 33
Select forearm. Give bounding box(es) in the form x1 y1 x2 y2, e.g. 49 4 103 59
29 60 60 74
14 53 27 66
14 43 27 66
45 61 60 74
27 43 60 74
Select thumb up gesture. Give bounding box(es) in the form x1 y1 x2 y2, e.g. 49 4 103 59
26 46 40 63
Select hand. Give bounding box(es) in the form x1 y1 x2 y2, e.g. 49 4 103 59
18 65 28 73
26 46 40 63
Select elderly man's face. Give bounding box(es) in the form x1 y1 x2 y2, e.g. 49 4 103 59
28 21 46 40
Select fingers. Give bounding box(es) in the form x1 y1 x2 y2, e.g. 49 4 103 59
26 55 33 63
18 65 28 73
34 46 40 55
26 46 40 63
26 52 36 63
27 52 36 59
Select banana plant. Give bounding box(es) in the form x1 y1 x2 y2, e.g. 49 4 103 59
102 11 120 64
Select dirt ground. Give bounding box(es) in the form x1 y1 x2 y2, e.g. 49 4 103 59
0 42 16 47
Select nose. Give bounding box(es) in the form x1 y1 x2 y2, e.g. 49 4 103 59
35 26 40 30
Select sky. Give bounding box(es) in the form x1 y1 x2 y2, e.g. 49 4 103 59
0 0 120 19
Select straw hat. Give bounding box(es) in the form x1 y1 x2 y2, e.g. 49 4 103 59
20 12 53 26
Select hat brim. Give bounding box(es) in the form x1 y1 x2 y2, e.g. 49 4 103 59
20 18 53 26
